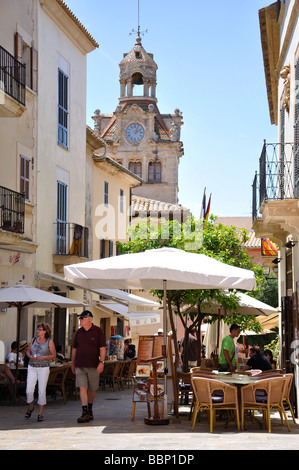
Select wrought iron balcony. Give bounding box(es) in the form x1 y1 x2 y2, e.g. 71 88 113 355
0 186 25 233
55 222 89 258
252 141 297 221
0 45 26 106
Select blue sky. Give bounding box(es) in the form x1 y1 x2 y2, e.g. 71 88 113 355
65 0 277 219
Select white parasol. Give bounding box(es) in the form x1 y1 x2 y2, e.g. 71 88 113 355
0 282 85 399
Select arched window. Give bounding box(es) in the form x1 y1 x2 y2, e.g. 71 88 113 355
148 161 161 182
129 161 142 178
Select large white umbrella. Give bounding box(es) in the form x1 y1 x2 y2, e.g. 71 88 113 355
64 247 256 354
182 291 277 317
64 247 256 291
0 282 85 397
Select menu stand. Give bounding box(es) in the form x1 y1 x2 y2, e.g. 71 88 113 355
143 355 170 426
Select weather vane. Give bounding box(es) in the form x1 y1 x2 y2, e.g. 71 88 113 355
129 0 148 38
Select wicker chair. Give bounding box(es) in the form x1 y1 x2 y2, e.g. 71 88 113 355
47 365 69 404
240 376 291 432
191 376 240 432
283 373 296 424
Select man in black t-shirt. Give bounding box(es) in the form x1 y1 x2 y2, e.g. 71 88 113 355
243 346 272 372
72 310 106 423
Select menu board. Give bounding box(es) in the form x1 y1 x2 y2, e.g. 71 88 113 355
133 335 165 403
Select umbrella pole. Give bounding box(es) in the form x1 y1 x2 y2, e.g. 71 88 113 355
163 280 168 415
13 304 22 402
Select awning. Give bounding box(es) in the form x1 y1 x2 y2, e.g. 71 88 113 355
35 271 160 311
99 301 160 327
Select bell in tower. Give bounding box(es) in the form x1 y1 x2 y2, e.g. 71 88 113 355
119 34 158 101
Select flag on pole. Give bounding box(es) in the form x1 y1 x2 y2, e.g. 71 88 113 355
200 188 206 220
200 188 211 223
205 193 212 221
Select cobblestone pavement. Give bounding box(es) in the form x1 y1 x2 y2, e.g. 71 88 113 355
0 387 299 452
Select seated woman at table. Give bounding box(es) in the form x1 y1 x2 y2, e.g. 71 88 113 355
243 346 272 372
263 349 276 369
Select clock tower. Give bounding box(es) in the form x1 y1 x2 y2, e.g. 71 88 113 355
92 33 184 205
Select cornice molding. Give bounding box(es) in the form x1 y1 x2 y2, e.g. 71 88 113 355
40 0 99 54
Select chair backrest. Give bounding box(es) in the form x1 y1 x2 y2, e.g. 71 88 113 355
191 376 211 404
47 365 69 386
113 361 124 376
191 376 237 405
242 377 286 405
128 359 136 375
267 377 286 404
207 379 237 404
283 373 293 399
241 378 268 404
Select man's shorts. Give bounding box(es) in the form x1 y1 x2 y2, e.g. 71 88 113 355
75 367 99 391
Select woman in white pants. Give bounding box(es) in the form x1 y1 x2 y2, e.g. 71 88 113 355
25 323 56 421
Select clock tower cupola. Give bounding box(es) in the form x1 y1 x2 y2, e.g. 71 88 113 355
93 33 184 205
119 33 158 103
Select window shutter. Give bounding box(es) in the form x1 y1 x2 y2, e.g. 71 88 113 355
100 239 105 259
31 47 38 93
15 32 23 63
109 240 113 257
58 69 68 148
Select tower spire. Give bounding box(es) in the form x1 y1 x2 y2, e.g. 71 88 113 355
129 0 147 41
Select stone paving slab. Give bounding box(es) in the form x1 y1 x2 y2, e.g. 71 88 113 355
0 387 298 451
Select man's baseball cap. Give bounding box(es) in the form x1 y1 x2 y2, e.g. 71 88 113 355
78 310 93 319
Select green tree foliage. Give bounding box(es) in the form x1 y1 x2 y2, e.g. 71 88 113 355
117 215 266 370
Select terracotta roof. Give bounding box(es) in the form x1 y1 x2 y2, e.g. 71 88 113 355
243 231 261 249
131 195 190 214
56 0 99 48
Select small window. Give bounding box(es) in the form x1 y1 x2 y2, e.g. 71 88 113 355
120 189 124 213
129 161 142 178
20 155 30 200
148 161 161 182
104 181 109 206
58 69 68 148
100 239 113 258
56 181 67 254
15 32 38 93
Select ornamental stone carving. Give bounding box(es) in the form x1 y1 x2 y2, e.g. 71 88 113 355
280 65 290 113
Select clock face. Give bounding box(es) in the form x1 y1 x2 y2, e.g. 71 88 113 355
126 123 144 143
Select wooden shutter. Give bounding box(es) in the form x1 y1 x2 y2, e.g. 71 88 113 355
15 32 23 63
31 47 38 93
109 240 113 257
100 239 105 259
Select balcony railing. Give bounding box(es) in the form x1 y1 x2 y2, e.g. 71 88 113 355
0 45 26 106
0 186 25 233
55 222 88 258
252 141 296 221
